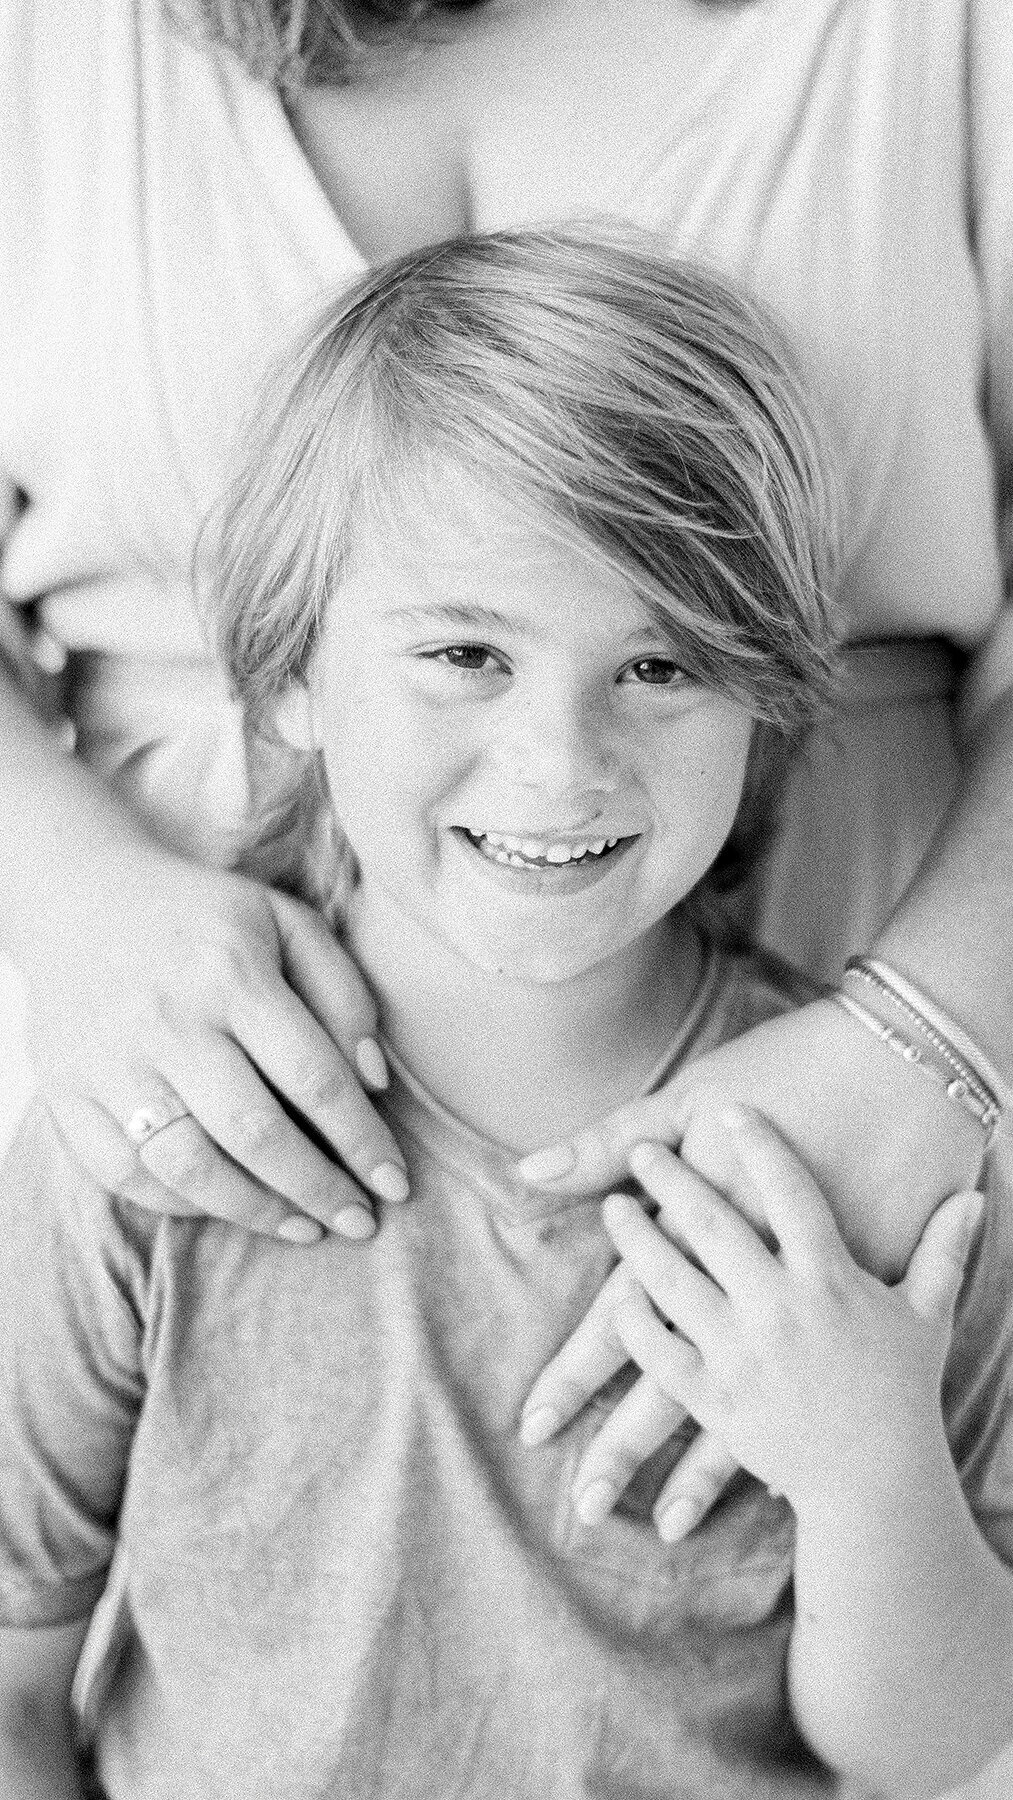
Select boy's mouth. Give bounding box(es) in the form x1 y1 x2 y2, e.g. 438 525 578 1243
459 828 632 870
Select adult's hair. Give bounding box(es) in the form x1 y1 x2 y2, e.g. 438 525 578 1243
206 224 839 919
179 0 491 86
183 0 752 87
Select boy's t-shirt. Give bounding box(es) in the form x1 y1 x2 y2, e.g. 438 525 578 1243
0 947 1010 1800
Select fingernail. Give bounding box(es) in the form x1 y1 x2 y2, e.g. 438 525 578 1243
355 1037 389 1092
520 1406 561 1448
628 1141 668 1179
332 1205 376 1240
575 1479 618 1527
276 1216 325 1245
516 1144 575 1184
370 1161 410 1204
656 1496 702 1544
601 1191 635 1227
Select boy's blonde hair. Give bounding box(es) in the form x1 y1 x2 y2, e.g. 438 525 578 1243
207 225 839 922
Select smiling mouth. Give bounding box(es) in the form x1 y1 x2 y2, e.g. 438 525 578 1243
458 828 635 870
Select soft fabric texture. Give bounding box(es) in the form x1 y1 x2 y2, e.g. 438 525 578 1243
0 945 1010 1799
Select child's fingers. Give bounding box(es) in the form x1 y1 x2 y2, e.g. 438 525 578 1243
520 1264 633 1445
603 1192 729 1355
610 1277 703 1412
712 1106 842 1276
569 1374 692 1526
628 1141 778 1299
651 1432 742 1544
900 1191 985 1324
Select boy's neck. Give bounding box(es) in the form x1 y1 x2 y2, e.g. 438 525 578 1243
344 895 704 1153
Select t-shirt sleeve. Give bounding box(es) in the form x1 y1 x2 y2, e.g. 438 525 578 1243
0 1104 152 1626
942 1144 1013 1569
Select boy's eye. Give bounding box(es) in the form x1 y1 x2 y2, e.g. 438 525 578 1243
430 644 503 673
621 657 686 687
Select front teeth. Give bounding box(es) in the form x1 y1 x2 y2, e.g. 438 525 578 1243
472 830 621 867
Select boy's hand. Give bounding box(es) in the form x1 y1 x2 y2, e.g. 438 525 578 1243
522 1109 982 1527
600 1112 980 1508
518 996 986 1534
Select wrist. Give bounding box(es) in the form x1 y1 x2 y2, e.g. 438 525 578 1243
833 958 1003 1146
791 1408 955 1536
873 920 1013 1089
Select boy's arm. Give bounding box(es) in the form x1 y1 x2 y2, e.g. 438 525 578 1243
789 1163 1013 1795
0 1107 149 1794
585 1116 1013 1795
0 1621 94 1800
788 1442 1013 1795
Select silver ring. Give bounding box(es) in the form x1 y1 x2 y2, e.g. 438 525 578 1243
125 1096 192 1148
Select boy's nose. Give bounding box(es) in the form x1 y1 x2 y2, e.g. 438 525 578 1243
495 692 619 797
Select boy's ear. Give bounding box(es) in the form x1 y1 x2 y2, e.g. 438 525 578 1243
272 682 316 750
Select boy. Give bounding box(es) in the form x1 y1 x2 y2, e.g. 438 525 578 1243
1 228 1010 1798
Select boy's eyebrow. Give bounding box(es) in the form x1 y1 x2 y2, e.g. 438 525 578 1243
387 600 677 650
387 601 518 632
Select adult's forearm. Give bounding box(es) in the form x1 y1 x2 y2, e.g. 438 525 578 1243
0 662 158 972
875 677 1013 1081
788 1440 1013 1794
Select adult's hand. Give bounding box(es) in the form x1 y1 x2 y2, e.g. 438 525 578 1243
1 654 407 1243
24 838 408 1243
519 993 988 1535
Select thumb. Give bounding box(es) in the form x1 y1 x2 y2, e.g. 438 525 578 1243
901 1191 985 1325
514 1089 696 1193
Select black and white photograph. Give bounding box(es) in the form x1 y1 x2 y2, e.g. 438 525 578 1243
1 2 1012 1795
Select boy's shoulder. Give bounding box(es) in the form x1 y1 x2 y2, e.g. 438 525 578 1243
687 940 823 1061
0 1098 161 1277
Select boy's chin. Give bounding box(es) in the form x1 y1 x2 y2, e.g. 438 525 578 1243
449 932 614 987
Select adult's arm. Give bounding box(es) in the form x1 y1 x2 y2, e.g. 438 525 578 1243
0 654 407 1239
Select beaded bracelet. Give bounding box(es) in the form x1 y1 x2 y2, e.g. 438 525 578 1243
860 958 1012 1110
831 958 1004 1145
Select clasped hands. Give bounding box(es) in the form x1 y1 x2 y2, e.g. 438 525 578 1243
518 1102 982 1543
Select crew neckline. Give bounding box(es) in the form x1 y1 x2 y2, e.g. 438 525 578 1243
380 940 724 1220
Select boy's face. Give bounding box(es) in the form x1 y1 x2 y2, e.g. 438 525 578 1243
308 474 753 984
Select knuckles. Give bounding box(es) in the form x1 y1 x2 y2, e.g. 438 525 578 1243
290 1059 351 1115
227 1106 279 1153
142 1124 218 1190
